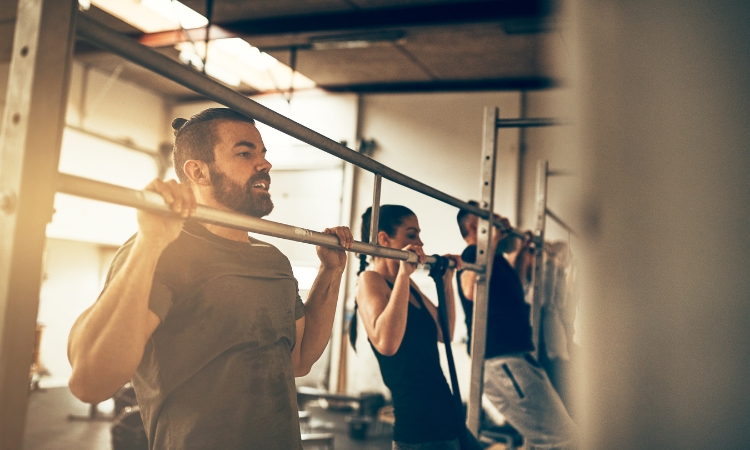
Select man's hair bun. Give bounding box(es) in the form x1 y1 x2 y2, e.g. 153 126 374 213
171 117 188 136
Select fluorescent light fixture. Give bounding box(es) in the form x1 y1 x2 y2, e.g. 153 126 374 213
91 1 316 92
177 40 315 91
91 0 207 33
178 49 242 87
310 30 406 50
142 0 208 29
213 38 278 72
204 62 242 88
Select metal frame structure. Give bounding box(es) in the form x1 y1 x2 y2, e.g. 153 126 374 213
0 2 560 447
529 159 576 362
0 1 78 448
466 115 560 435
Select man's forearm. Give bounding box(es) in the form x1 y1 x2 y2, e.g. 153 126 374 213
297 266 344 370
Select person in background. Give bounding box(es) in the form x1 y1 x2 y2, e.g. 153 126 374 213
456 201 578 449
350 205 462 450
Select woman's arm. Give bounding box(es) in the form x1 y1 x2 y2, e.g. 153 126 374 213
356 270 413 356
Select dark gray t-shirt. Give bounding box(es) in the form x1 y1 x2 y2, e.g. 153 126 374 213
104 221 305 450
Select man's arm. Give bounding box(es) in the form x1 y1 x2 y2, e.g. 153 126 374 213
460 213 512 301
67 179 195 403
291 227 352 377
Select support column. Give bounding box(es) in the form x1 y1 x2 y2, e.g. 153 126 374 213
531 160 548 362
466 106 499 434
0 1 77 448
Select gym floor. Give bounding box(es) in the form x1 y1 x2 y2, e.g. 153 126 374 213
23 387 393 450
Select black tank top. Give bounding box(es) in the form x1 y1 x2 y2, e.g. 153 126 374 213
457 245 534 358
370 281 460 443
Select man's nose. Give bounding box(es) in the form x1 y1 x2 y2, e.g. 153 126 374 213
258 157 272 172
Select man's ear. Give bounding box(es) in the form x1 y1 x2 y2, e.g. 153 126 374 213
468 217 479 234
377 230 390 246
184 160 211 186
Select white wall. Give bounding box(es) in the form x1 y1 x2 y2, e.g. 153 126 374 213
37 239 116 388
48 62 167 246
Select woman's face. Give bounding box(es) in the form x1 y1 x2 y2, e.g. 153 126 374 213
383 214 423 249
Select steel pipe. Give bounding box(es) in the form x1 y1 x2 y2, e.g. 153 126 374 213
369 175 382 247
74 15 496 223
495 118 560 128
467 106 499 435
57 173 484 273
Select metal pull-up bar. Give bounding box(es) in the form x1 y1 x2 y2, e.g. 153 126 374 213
57 174 484 273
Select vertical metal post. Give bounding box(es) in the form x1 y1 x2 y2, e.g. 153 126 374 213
467 107 500 434
327 158 356 394
0 1 77 448
530 160 549 362
515 91 528 226
369 174 382 246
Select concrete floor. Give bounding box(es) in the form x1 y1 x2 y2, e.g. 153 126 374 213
24 387 111 450
22 387 393 450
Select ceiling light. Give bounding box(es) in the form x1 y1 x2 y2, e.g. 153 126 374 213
91 0 207 33
141 0 208 29
91 1 315 93
309 30 406 50
177 40 315 92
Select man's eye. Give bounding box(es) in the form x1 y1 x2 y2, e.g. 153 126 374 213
238 152 250 157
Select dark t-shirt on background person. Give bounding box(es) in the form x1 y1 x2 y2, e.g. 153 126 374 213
457 245 534 358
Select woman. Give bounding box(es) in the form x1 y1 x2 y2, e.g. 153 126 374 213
349 205 462 450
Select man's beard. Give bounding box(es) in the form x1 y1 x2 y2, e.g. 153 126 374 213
209 165 274 218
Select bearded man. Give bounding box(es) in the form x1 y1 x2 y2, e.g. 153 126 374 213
68 108 352 450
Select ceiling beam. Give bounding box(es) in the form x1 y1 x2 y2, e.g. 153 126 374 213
218 0 554 36
168 77 559 101
318 77 558 94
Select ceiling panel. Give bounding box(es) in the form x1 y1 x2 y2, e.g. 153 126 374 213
401 24 543 79
66 0 558 98
180 0 354 22
269 45 433 85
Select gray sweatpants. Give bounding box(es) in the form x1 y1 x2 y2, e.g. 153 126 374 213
483 354 579 449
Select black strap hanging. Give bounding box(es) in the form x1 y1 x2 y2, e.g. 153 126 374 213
429 255 481 450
